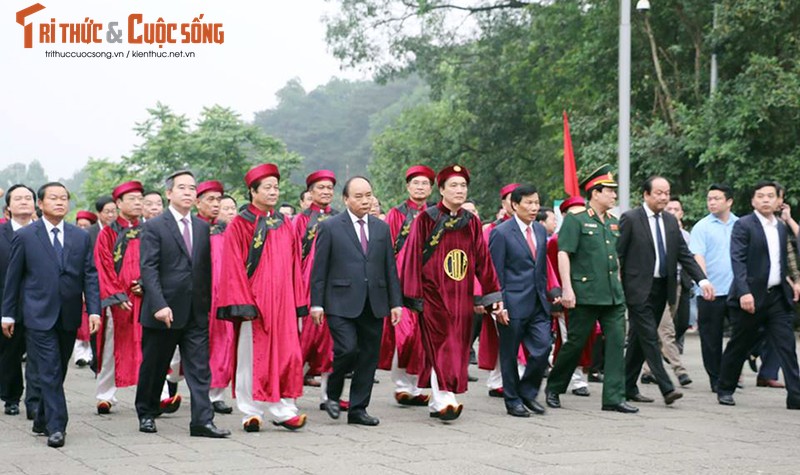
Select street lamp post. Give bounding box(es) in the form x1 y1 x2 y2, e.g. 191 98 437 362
619 0 632 211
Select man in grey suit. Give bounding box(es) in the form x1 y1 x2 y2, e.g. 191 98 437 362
311 176 403 426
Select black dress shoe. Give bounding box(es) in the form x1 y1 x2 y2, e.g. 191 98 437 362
47 431 65 448
522 398 546 415
664 390 683 405
640 373 657 385
32 422 47 435
747 354 758 373
468 374 479 382
347 410 379 426
572 387 590 397
26 410 35 421
678 374 692 386
76 358 89 368
4 403 20 416
545 390 561 408
626 393 654 403
787 400 800 410
212 401 233 414
717 394 735 406
139 418 157 433
506 404 530 418
190 422 231 438
588 372 604 383
602 402 639 413
322 399 340 420
488 388 504 398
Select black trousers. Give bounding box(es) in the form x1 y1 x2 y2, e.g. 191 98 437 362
697 296 738 390
718 290 800 405
326 304 383 413
498 308 550 406
25 324 76 434
673 285 691 350
135 320 213 426
0 323 40 413
625 278 675 396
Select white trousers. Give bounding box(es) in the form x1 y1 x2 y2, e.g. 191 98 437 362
160 348 183 400
487 354 526 390
235 321 299 424
391 349 422 396
428 369 459 412
72 340 92 363
95 311 117 403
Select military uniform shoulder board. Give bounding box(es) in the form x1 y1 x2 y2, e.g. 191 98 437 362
568 206 587 215
607 211 618 219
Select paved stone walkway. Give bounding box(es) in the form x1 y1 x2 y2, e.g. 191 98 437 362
2 333 800 474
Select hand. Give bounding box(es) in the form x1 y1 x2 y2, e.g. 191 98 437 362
154 306 173 329
794 284 800 303
118 301 132 311
130 281 143 297
390 307 403 326
781 204 792 221
495 309 510 326
700 282 715 301
89 315 101 334
310 308 325 325
1 322 13 339
491 301 504 315
739 294 755 314
552 296 562 305
561 287 576 309
473 305 485 315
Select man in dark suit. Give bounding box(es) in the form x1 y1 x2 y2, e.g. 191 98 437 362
2 182 101 448
311 176 403 426
0 184 42 419
717 180 800 408
617 176 714 405
87 195 116 246
134 170 230 438
488 184 557 417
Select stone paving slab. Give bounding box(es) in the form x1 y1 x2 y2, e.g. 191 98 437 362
3 333 800 474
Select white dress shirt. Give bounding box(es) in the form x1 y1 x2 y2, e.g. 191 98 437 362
347 209 369 242
168 205 192 248
755 211 782 287
644 204 667 278
42 219 65 247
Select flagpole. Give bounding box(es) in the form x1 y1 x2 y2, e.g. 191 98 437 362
619 0 631 211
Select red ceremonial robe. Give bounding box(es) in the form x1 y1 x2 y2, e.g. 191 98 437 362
76 302 90 342
402 202 501 394
199 216 234 390
215 205 305 402
547 233 597 367
293 203 336 376
94 217 142 387
378 199 426 374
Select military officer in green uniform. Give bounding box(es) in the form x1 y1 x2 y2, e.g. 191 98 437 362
544 164 638 413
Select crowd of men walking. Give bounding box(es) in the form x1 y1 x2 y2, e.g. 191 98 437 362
1 161 798 449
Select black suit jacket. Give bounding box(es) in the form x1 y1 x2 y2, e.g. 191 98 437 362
87 222 101 246
2 220 100 331
311 211 402 318
139 211 211 330
0 223 14 319
617 206 706 306
727 213 794 311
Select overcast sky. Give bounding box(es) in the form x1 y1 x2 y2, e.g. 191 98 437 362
0 0 365 180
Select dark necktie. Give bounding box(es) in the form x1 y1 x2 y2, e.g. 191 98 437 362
654 213 667 277
52 227 63 266
357 219 368 255
181 217 192 254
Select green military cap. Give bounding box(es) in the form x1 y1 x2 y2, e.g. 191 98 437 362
579 164 618 192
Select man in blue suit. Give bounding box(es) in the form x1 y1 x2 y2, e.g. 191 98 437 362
489 184 559 417
2 182 101 448
717 180 800 409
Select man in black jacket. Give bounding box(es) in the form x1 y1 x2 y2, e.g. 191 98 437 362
311 176 403 426
617 176 714 406
134 170 229 438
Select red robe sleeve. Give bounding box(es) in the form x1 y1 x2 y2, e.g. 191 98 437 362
386 207 404 242
290 216 308 317
94 225 128 308
401 211 429 313
214 217 259 320
472 217 502 307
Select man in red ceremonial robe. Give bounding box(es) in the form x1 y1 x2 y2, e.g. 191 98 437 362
547 196 596 396
293 170 342 407
478 183 519 397
94 181 145 414
195 181 234 414
379 165 435 407
402 165 504 421
73 210 97 367
216 164 307 432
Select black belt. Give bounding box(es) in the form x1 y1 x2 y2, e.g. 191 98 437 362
767 286 781 293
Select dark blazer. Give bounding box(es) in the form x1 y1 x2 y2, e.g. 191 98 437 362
311 211 402 318
2 220 100 331
488 218 551 318
87 222 102 246
727 213 794 311
139 211 211 329
617 206 706 306
0 223 14 317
